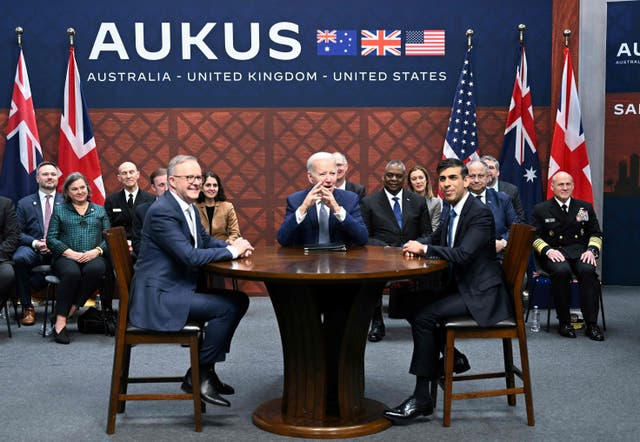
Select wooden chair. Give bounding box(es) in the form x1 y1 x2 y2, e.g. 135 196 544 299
432 223 535 427
104 226 204 434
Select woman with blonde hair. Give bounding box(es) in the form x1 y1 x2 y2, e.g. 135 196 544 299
408 165 442 231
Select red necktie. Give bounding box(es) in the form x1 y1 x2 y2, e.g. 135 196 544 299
44 195 52 238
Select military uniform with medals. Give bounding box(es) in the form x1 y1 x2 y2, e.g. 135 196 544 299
531 198 602 328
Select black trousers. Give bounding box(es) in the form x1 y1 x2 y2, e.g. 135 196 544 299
406 292 469 379
52 256 107 317
541 257 599 325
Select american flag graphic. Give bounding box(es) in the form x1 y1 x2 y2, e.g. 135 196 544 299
405 30 445 56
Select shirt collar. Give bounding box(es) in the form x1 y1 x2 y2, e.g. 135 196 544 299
554 197 571 209
169 190 192 213
384 188 403 204
451 191 471 215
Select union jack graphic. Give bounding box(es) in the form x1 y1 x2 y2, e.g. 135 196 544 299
317 29 337 44
361 30 401 56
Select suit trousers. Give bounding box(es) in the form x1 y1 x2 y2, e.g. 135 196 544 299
12 246 51 308
406 292 469 379
187 288 249 366
541 257 599 325
0 261 15 304
52 256 107 317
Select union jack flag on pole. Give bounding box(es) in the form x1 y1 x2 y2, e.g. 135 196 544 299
57 38 105 205
0 48 43 203
498 44 542 222
442 45 479 164
547 46 593 204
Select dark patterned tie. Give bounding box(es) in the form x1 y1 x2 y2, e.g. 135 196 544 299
127 193 134 208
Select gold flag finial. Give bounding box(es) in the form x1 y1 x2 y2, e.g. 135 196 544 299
466 29 474 49
563 29 571 48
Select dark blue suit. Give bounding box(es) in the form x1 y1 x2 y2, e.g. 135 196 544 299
129 191 248 365
13 192 64 308
409 194 512 378
483 188 518 241
277 188 368 246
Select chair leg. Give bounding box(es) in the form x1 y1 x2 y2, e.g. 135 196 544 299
106 335 127 434
3 302 12 338
189 334 203 432
517 333 535 426
502 338 516 406
42 283 51 338
442 331 455 427
118 345 133 413
430 379 438 409
599 283 606 331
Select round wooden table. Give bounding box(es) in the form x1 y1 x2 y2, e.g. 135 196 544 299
209 246 446 439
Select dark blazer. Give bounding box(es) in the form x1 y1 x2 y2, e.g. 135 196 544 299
104 189 155 239
129 192 233 332
360 189 431 247
345 180 366 201
531 198 602 260
417 194 512 327
15 192 64 247
498 180 525 222
483 188 518 241
0 196 20 262
277 188 368 247
130 200 154 258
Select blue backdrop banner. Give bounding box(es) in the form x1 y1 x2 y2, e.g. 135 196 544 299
2 0 552 108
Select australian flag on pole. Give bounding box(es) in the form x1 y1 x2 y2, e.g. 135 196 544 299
0 49 43 203
442 46 479 164
498 44 542 223
57 44 105 205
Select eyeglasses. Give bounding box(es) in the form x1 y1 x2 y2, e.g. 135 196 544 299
173 175 203 184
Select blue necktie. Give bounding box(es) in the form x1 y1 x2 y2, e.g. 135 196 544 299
318 202 330 244
447 208 457 246
392 196 402 229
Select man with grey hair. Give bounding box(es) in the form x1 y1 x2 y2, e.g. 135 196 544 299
481 155 525 221
277 151 368 246
129 154 255 407
333 152 366 201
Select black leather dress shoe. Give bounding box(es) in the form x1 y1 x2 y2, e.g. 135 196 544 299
559 323 577 338
182 368 235 395
383 396 433 424
438 352 471 375
585 324 605 341
181 368 231 406
368 321 386 342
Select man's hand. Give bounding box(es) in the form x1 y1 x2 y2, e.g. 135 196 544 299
580 249 597 266
402 240 425 257
545 248 566 263
496 239 507 253
34 239 51 254
230 237 254 258
319 186 340 213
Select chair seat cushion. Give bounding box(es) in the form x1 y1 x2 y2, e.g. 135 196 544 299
444 315 516 328
126 322 202 334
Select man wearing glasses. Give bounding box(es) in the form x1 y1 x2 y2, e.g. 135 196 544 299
129 155 254 408
104 161 155 240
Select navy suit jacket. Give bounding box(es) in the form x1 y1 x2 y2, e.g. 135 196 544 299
128 192 234 331
483 188 518 241
417 194 512 327
360 189 431 247
105 189 155 239
345 181 366 201
15 192 64 247
277 188 368 246
498 180 525 222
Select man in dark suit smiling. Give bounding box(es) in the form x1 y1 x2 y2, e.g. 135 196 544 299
384 158 511 424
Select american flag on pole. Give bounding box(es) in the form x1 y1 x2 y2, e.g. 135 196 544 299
361 30 402 56
57 44 105 205
0 49 43 203
498 45 542 222
405 30 445 56
442 47 479 164
547 47 593 204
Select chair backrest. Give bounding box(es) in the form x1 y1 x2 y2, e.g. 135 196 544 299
501 223 535 320
104 226 134 332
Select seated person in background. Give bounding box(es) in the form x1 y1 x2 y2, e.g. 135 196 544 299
481 154 526 222
383 158 512 424
46 172 111 345
0 196 20 308
13 161 63 325
104 161 155 240
360 160 432 342
129 155 254 408
131 167 167 258
333 152 366 201
531 171 604 341
408 165 442 231
196 172 241 242
466 159 519 257
277 151 368 247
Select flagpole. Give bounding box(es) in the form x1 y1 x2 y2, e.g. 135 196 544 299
67 27 75 46
563 29 571 48
466 29 473 49
16 27 23 47
518 24 526 45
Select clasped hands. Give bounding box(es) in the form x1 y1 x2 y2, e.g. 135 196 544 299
230 237 254 258
64 248 101 263
300 182 340 214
